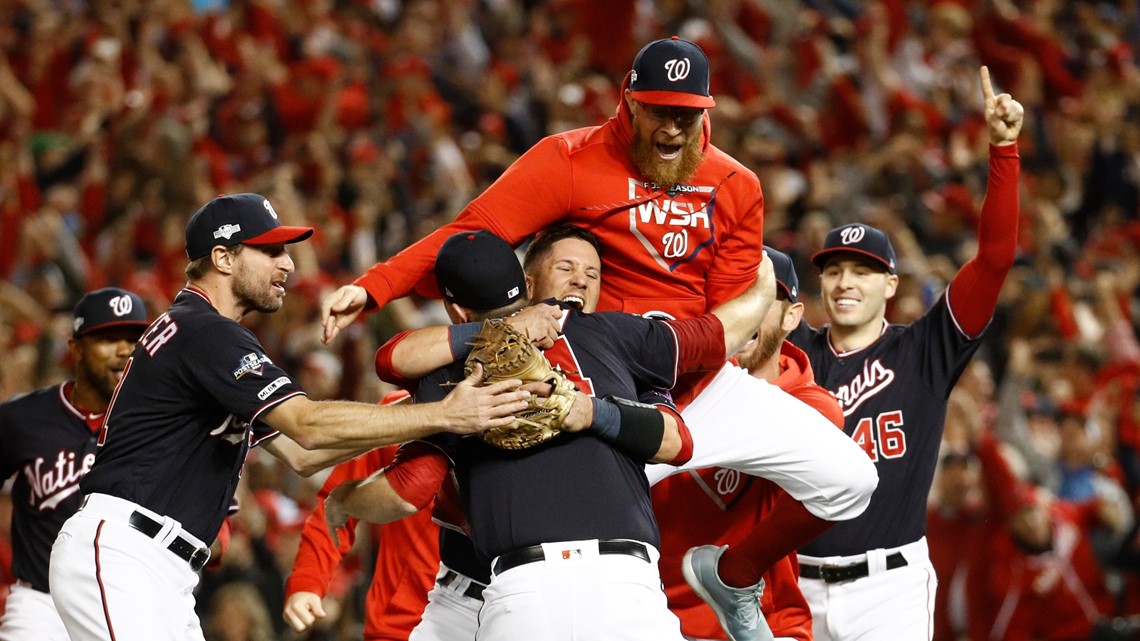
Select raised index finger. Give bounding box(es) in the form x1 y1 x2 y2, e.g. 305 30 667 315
979 65 995 104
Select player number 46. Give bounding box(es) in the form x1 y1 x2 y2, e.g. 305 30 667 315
851 411 906 462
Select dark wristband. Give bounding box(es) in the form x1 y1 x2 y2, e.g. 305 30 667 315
590 396 665 461
448 322 482 361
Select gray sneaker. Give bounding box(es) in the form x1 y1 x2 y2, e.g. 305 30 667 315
681 545 774 641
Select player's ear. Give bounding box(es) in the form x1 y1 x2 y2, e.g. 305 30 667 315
783 302 804 332
67 336 83 363
444 301 469 324
884 274 899 299
211 246 236 275
524 273 536 301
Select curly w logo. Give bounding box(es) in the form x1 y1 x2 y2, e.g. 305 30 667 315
664 58 690 81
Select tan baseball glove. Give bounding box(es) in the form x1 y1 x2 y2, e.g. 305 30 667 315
464 319 577 449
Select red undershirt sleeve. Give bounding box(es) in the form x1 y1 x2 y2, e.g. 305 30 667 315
374 331 416 390
664 314 726 372
386 441 451 510
947 144 1020 337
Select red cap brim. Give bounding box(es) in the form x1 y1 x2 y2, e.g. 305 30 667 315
244 226 315 246
629 90 715 109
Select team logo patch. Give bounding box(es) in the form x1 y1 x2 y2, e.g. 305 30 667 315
626 178 717 271
232 352 271 379
258 376 291 400
263 198 278 219
213 223 242 240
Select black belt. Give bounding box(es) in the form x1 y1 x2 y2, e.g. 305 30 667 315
439 569 486 601
493 540 651 575
799 551 908 583
128 511 210 572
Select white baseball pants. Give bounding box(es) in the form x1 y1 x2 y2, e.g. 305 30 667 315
49 494 207 641
476 539 684 641
0 582 70 641
646 363 877 521
408 563 483 641
798 537 937 641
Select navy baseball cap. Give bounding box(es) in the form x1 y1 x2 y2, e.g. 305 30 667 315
185 193 314 260
72 287 149 337
765 246 799 302
629 36 716 109
435 230 526 312
811 223 897 274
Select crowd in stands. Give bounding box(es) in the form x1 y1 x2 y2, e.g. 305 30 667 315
1 0 1139 639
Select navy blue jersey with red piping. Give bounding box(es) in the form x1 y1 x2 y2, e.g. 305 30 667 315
793 295 983 556
0 383 100 592
80 287 303 543
415 302 680 562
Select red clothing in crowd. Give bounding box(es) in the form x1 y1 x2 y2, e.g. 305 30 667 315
969 433 1114 641
653 343 842 641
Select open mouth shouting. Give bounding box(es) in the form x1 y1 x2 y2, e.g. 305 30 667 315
561 295 585 311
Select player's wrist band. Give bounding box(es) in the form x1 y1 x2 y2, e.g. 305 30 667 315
590 397 664 461
449 323 482 360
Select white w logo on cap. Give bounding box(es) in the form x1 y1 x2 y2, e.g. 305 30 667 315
840 225 866 245
664 58 690 81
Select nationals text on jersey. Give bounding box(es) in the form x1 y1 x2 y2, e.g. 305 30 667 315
833 358 896 417
24 450 95 510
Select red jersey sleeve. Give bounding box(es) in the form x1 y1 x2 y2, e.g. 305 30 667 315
353 136 575 309
284 449 389 598
947 144 1020 336
374 330 417 390
387 441 452 510
665 314 725 372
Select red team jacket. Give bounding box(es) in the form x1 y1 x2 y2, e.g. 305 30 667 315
970 433 1113 641
353 74 764 340
653 343 843 641
285 445 440 641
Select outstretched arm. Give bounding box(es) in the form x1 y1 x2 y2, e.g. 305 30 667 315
322 138 575 344
947 66 1024 337
262 365 526 452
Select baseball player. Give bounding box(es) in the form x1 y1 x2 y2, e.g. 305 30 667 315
321 37 878 626
654 248 842 641
0 287 148 641
47 193 531 641
686 67 1025 641
326 225 779 641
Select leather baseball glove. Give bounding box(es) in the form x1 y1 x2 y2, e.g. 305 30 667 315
464 318 577 449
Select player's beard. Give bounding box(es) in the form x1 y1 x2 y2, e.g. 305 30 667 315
77 357 120 403
735 326 787 373
232 262 284 314
629 117 704 187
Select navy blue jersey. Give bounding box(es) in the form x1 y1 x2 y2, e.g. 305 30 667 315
794 296 983 556
81 287 304 542
417 303 680 561
0 383 100 592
